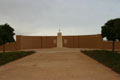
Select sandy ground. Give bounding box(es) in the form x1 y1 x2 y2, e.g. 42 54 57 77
0 48 120 80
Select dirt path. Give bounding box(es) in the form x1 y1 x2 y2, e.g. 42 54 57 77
0 48 120 80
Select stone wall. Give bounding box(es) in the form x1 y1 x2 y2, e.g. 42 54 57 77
0 34 120 51
17 36 57 49
63 34 103 49
102 41 120 50
0 42 17 52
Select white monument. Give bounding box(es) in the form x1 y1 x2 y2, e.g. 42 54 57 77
57 29 63 48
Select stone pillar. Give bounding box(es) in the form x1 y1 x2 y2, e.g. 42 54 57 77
57 31 63 48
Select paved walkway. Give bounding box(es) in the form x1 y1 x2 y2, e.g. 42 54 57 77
0 48 120 80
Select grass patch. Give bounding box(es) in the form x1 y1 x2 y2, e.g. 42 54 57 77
82 50 120 74
0 51 35 66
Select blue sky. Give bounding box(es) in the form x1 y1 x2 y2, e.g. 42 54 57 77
0 0 120 36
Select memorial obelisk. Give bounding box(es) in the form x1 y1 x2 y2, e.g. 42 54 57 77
57 29 63 48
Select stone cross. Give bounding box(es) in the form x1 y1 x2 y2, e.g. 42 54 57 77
59 29 61 32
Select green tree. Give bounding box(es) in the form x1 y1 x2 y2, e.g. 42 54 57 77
0 23 15 53
101 18 120 52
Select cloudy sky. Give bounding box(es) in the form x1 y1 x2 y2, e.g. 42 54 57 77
0 0 120 36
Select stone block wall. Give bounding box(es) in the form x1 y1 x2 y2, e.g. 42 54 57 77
0 34 120 51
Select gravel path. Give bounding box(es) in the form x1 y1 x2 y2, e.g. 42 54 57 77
0 48 120 80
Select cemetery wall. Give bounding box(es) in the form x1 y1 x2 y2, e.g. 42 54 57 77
0 34 120 51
